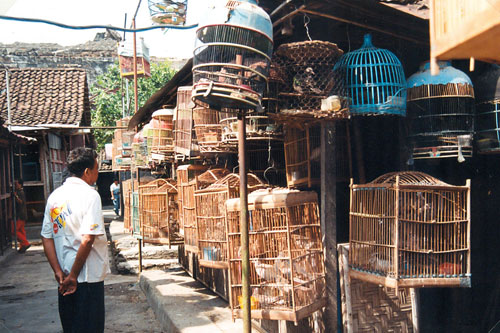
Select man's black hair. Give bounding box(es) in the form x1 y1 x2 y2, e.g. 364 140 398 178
67 147 97 177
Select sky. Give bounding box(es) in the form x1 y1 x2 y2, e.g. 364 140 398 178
0 0 204 58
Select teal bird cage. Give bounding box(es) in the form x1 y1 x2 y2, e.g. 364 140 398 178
192 0 273 111
334 34 406 116
147 0 187 25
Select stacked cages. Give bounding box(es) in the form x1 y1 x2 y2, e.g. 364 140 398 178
192 0 273 110
139 179 182 247
407 61 475 160
193 104 237 153
349 172 471 289
273 40 349 120
226 189 327 323
195 173 266 269
174 86 199 159
177 166 229 253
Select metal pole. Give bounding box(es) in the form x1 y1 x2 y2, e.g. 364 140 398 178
5 68 12 132
133 19 138 116
10 143 17 251
238 113 251 333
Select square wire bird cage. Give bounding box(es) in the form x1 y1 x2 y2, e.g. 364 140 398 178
273 40 349 120
349 172 471 290
177 166 230 253
139 179 182 247
195 173 266 269
226 188 327 323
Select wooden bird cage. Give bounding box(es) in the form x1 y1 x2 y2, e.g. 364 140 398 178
177 165 229 253
430 0 500 74
118 38 151 79
132 191 140 238
193 104 237 154
139 179 182 247
226 188 327 323
219 111 283 144
195 173 266 269
174 86 199 159
272 40 349 121
139 179 168 239
150 109 175 159
338 243 417 333
349 172 471 289
284 124 320 188
122 179 133 232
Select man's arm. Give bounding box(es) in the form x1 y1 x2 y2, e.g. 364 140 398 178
41 236 65 289
59 234 96 296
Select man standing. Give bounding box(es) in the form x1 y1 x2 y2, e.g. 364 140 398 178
41 147 110 333
110 179 120 216
14 179 31 253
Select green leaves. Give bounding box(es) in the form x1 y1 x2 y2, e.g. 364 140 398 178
90 61 177 151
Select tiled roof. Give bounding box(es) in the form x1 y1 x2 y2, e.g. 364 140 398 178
0 67 90 127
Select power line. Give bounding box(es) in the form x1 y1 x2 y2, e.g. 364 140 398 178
0 15 197 32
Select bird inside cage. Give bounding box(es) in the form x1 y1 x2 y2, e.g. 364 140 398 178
293 67 322 95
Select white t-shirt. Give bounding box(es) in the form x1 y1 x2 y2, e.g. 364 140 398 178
110 182 120 196
41 177 110 283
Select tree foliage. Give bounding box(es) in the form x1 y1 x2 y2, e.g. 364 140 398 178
90 61 176 151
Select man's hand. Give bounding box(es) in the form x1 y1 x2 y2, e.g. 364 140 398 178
54 270 65 286
60 273 78 296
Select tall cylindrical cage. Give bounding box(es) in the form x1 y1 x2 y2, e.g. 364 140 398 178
150 109 175 158
407 61 475 160
349 172 471 289
192 0 273 110
147 0 187 25
335 34 406 116
273 40 348 120
226 188 327 323
174 86 199 158
473 64 500 153
195 173 266 269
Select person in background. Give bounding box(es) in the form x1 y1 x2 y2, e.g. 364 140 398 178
14 179 31 254
41 147 110 333
110 179 120 216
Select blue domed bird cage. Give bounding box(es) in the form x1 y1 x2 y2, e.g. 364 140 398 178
334 34 406 116
407 61 475 161
147 0 187 25
473 64 500 154
192 0 273 112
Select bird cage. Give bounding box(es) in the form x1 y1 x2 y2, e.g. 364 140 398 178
140 180 182 247
335 34 406 116
174 86 199 158
192 0 273 110
195 173 266 269
132 191 140 238
226 188 327 323
122 179 133 232
284 124 320 188
349 172 471 290
219 110 283 144
273 40 349 120
139 179 168 239
150 109 175 158
473 64 500 153
147 0 187 25
193 104 236 153
407 61 475 161
143 123 153 161
117 38 151 79
430 0 500 73
248 142 287 187
132 130 147 167
262 62 285 114
177 165 229 253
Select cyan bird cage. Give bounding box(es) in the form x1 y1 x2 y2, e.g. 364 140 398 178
334 34 406 116
147 0 187 25
407 61 475 161
192 0 273 111
473 64 500 153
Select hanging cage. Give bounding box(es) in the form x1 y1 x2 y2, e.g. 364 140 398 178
349 172 471 290
150 109 175 159
118 38 151 79
473 64 500 153
261 62 285 114
407 61 475 160
195 173 266 269
226 188 327 323
219 110 283 144
273 40 349 120
192 0 273 111
132 130 147 167
193 103 237 154
334 34 406 116
147 0 187 25
174 86 199 159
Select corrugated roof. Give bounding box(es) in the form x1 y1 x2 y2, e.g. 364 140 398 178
0 67 90 127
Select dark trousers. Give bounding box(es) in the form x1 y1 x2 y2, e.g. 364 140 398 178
58 281 105 333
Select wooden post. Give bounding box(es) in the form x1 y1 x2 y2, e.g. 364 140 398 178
320 121 337 332
238 113 251 333
352 118 366 183
410 288 420 333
